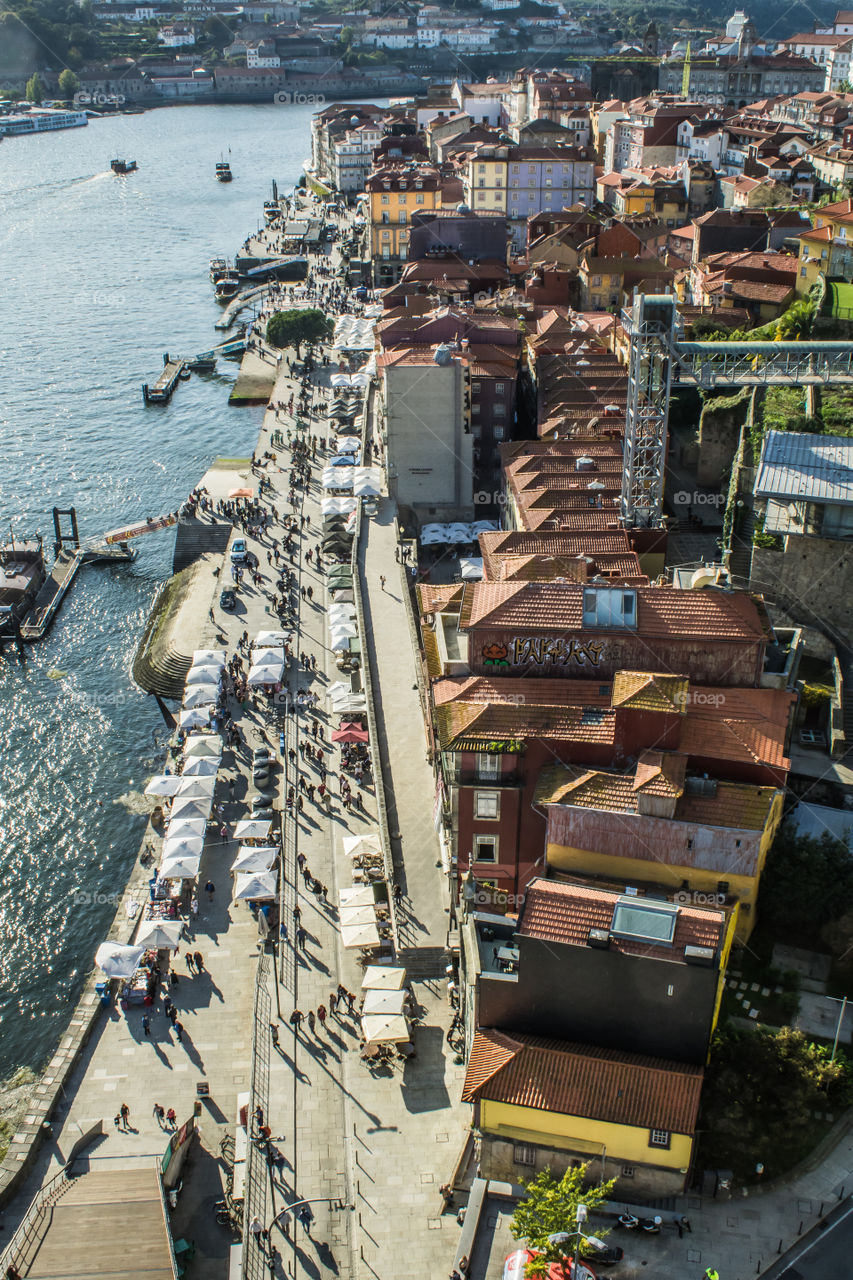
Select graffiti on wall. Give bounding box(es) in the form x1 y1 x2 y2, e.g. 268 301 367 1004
482 638 607 669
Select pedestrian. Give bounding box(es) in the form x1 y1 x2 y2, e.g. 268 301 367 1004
297 852 307 871
320 883 328 902
289 1008 303 1032
120 1103 130 1130
205 880 215 902
185 952 195 974
298 1205 314 1234
163 995 173 1018
254 1104 264 1128
380 574 386 591
329 991 338 1016
249 1215 266 1247
166 1108 177 1129
270 1022 280 1048
113 1114 121 1130
193 951 204 972
153 1103 165 1127
220 822 228 841
317 1003 327 1028
279 1210 291 1238
346 990 356 1014
297 926 307 949
302 865 312 886
307 1009 316 1033
142 1014 151 1036
174 1020 184 1043
293 904 301 924
168 1005 178 1025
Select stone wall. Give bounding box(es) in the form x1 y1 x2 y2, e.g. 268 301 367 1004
480 1135 686 1199
751 536 853 645
697 390 750 488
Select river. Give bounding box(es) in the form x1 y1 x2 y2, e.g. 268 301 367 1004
0 101 336 1078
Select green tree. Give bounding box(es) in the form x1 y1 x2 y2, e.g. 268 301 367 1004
757 824 853 943
58 67 78 97
25 71 45 103
266 308 333 355
510 1164 616 1278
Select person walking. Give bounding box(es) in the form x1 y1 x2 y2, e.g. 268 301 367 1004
193 951 204 972
329 991 338 1017
153 1103 165 1128
185 952 195 974
166 1108 177 1129
168 1005 178 1025
270 1022 280 1048
307 1010 316 1034
142 1014 151 1037
174 1020 184 1043
380 574 386 591
297 926 307 949
298 1205 314 1234
205 880 215 902
119 1103 130 1130
317 1003 327 1029
163 995 173 1019
289 1008 304 1033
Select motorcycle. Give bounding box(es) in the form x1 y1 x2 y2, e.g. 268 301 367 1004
617 1212 662 1233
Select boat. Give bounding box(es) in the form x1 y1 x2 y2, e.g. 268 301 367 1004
214 275 241 302
0 535 46 640
209 256 229 282
110 158 137 174
179 366 192 380
185 354 217 372
215 159 233 183
263 200 279 222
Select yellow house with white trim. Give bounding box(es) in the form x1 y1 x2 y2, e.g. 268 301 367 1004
463 1029 703 1198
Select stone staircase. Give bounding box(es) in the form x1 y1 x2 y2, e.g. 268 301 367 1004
727 505 755 590
132 555 221 699
172 514 232 573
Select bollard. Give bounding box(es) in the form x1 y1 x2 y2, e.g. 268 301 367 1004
839 1185 845 1200
819 1202 824 1217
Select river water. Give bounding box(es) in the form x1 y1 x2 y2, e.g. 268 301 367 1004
0 102 329 1078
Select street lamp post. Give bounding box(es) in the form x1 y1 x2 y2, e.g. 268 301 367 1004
546 1204 608 1279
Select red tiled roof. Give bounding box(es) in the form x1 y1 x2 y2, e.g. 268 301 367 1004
462 1029 704 1134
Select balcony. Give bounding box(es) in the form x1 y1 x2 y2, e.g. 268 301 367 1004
452 770 523 787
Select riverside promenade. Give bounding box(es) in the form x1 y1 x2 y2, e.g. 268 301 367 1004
1 223 468 1280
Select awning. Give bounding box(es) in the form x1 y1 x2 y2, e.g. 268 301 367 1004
361 1013 409 1044
460 556 484 581
186 664 223 686
339 904 378 929
192 650 226 667
183 685 220 710
341 921 381 949
342 832 382 859
254 630 289 648
144 775 182 797
340 885 377 909
322 468 354 490
361 964 407 991
161 834 204 860
181 756 218 777
231 845 278 874
95 942 145 979
159 853 201 880
174 775 217 799
353 467 382 497
183 735 222 759
135 919 184 950
247 661 284 686
169 797 212 822
166 818 207 841
321 496 357 515
331 725 368 744
362 987 406 1016
179 707 213 730
233 818 273 839
234 871 278 901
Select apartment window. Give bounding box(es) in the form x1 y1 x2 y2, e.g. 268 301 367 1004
381 229 390 238
478 178 486 187
545 179 552 187
545 164 552 173
415 180 423 189
477 192 486 203
416 193 424 204
479 163 487 172
511 164 519 173
398 211 407 223
649 1129 671 1149
381 194 390 203
475 790 500 819
494 403 506 417
472 381 481 392
494 382 505 394
528 164 536 172
473 834 498 863
493 423 505 441
495 177 502 187
398 193 407 204
582 586 636 629
511 178 519 188
477 751 501 779
514 1145 536 1166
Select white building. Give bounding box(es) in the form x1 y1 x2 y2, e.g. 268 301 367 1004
331 123 383 191
247 42 280 66
604 117 633 172
158 22 196 46
675 119 729 168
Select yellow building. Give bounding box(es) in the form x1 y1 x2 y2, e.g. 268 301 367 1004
366 163 442 287
462 1029 703 1197
795 197 853 296
535 757 785 944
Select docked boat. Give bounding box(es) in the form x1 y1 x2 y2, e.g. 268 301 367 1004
263 200 279 222
0 536 46 639
215 159 233 183
111 158 137 174
185 353 217 372
209 256 229 282
214 274 241 302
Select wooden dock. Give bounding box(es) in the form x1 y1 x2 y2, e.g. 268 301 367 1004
142 354 186 404
19 543 135 641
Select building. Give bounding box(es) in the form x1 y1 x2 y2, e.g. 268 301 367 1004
795 197 853 292
463 144 596 248
309 103 389 190
690 250 797 320
659 50 825 107
158 22 196 47
462 1028 703 1195
366 163 442 285
752 431 853 642
330 121 384 193
247 41 281 67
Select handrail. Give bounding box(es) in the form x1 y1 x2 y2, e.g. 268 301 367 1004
155 1157 180 1280
0 1165 69 1275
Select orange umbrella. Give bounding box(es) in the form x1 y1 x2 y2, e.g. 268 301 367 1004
228 487 255 499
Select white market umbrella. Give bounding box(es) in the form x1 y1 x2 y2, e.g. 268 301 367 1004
362 964 407 991
179 707 212 730
248 659 284 686
95 942 145 979
341 920 381 949
135 918 184 950
322 468 354 490
330 373 351 387
337 437 360 454
159 854 202 880
321 496 357 515
174 774 217 799
350 371 371 388
169 796 212 822
167 818 207 841
327 681 353 703
234 871 278 901
254 630 289 648
144 775 182 797
193 650 226 667
253 646 285 667
339 885 377 909
339 904 378 929
183 684 220 710
233 818 273 839
362 987 406 1016
181 756 219 777
231 845 278 874
330 620 357 641
353 468 381 497
342 832 382 859
161 834 204 860
185 664 223 686
183 735 222 759
460 557 484 581
361 1013 409 1044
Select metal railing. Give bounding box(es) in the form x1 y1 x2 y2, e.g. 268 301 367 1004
241 953 271 1280
0 1166 70 1276
155 1158 180 1280
668 340 853 389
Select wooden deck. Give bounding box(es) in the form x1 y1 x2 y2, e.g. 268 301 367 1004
19 544 135 640
26 1168 175 1280
143 359 186 404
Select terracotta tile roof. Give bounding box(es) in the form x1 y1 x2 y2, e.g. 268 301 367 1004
458 581 767 641
612 671 689 713
633 750 686 797
421 623 443 682
536 762 779 833
680 687 793 772
462 1028 704 1134
486 552 645 583
518 877 724 954
417 583 464 614
435 693 617 749
522 509 625 531
478 530 632 557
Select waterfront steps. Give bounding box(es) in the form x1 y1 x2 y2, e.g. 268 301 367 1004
132 553 221 699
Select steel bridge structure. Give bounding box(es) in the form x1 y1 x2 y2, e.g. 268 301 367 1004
620 294 853 528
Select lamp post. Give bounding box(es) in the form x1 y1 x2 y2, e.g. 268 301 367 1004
546 1204 608 1279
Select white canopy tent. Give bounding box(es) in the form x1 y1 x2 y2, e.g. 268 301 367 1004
95 942 145 979
233 818 273 840
161 834 204 861
166 818 207 841
234 871 278 901
192 650 226 667
181 756 219 777
183 685 220 710
183 735 222 759
339 885 377 909
254 630 289 648
322 468 354 491
144 775 182 797
353 467 382 497
185 664 223 687
159 853 202 881
231 845 278 874
362 987 407 1016
339 904 378 929
179 707 213 731
247 655 285 686
341 920 381 949
135 919 184 950
342 832 382 859
169 797 212 822
361 964 407 991
321 496 357 516
361 1013 409 1044
174 775 217 799
460 556 484 581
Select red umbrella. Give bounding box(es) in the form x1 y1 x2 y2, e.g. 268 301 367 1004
331 724 369 744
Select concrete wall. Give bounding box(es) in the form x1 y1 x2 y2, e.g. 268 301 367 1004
697 391 750 488
479 1133 688 1198
751 536 853 644
383 358 474 517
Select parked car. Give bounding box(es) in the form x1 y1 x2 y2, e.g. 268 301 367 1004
220 588 237 612
230 537 248 564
